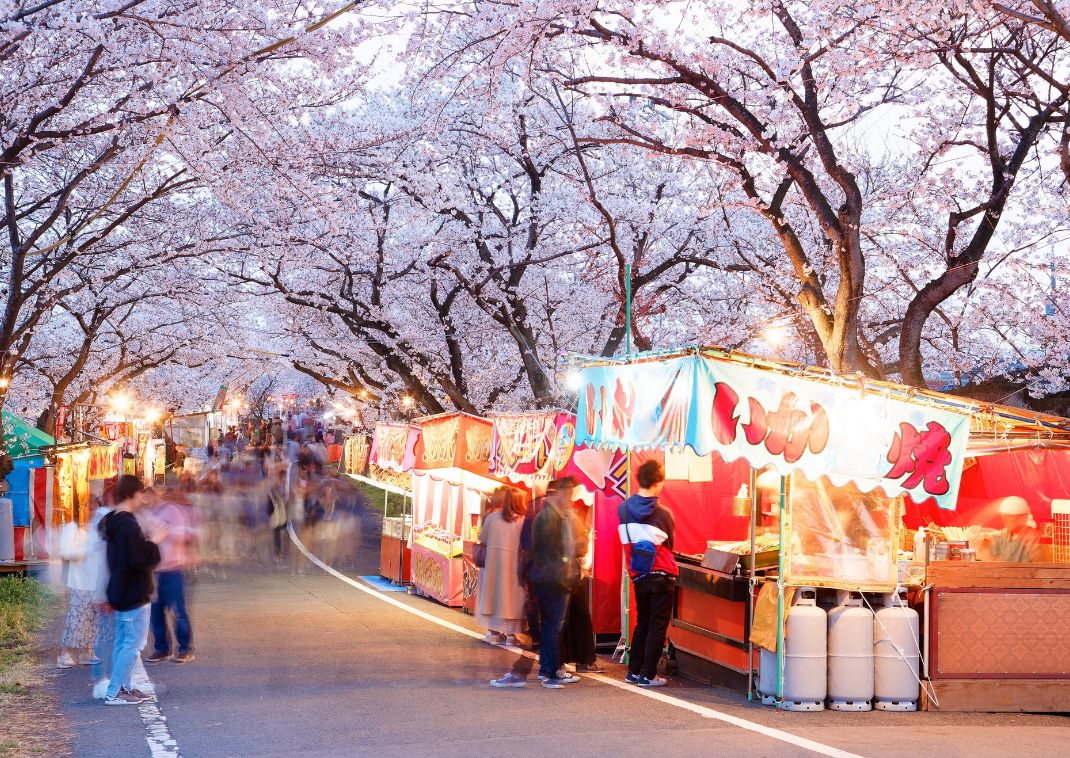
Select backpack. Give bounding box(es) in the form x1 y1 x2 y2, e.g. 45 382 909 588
624 522 657 575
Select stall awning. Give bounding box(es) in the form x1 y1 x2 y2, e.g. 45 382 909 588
2 411 55 459
575 351 973 510
490 410 629 504
414 413 493 478
370 423 419 473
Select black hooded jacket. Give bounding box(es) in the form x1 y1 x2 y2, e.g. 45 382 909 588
101 510 161 612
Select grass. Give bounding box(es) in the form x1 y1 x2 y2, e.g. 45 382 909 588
0 576 66 758
0 576 52 677
350 478 410 518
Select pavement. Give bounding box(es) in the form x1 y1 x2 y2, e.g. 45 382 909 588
47 516 1070 757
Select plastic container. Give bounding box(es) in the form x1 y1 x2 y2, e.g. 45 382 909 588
827 591 874 711
758 587 827 710
0 498 13 562
874 592 920 711
913 527 926 565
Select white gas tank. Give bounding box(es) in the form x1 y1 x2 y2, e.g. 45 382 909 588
758 587 827 710
874 592 920 711
827 591 874 711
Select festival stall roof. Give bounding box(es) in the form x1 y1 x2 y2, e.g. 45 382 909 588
572 346 1070 512
488 410 628 504
369 422 419 474
2 411 56 458
413 412 503 490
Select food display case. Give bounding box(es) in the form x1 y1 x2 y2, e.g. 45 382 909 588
411 521 465 606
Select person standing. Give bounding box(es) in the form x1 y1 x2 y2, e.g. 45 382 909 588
88 495 114 699
101 476 164 705
617 460 677 688
57 515 100 668
144 489 196 663
982 496 1040 562
527 477 581 689
267 470 290 560
476 488 527 650
560 504 605 673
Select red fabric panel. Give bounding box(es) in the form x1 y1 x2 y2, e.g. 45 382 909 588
592 490 623 634
326 444 342 464
13 527 27 561
631 450 752 555
904 449 1070 529
32 469 48 527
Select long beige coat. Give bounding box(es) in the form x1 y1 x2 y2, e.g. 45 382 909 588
475 511 526 634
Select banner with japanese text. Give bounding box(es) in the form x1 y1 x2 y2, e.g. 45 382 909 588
575 354 972 509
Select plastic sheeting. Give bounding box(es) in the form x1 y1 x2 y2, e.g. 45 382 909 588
786 472 898 591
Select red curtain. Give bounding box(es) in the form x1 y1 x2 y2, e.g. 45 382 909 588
904 448 1070 528
630 449 752 555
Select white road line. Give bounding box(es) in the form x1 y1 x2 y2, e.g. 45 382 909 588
288 525 862 758
132 658 180 757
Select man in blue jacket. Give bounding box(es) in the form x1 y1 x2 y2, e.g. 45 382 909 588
618 460 678 687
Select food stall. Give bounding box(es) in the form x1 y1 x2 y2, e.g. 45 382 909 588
341 433 371 478
364 424 418 584
574 347 978 705
410 413 502 607
4 412 56 562
906 433 1070 711
488 410 628 633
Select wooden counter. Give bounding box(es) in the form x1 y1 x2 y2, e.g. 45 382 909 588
668 559 756 690
925 561 1070 712
379 534 411 584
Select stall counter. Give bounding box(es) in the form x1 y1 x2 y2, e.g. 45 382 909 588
380 516 412 584
411 536 464 607
924 561 1070 712
668 555 756 690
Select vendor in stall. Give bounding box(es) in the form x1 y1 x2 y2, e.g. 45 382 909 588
981 496 1040 563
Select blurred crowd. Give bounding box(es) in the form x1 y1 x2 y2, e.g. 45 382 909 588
54 415 369 705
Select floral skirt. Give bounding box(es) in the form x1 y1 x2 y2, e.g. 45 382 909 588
62 589 99 649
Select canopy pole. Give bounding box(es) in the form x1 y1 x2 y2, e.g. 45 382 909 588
775 474 787 705
616 448 632 664
746 466 758 702
618 263 634 663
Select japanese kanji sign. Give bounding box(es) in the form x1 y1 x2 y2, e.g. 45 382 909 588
575 354 972 509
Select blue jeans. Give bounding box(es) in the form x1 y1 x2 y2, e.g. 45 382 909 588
107 605 150 699
151 570 192 655
533 583 569 679
92 606 114 684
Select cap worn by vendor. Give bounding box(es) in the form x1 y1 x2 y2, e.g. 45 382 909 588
997 496 1037 529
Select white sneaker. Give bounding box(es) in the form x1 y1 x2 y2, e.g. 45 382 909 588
637 675 667 688
92 680 109 700
78 654 102 665
484 630 505 644
56 653 76 669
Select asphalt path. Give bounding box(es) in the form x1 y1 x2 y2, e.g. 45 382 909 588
50 514 1070 757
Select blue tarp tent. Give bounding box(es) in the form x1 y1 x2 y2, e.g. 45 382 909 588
3 411 55 526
